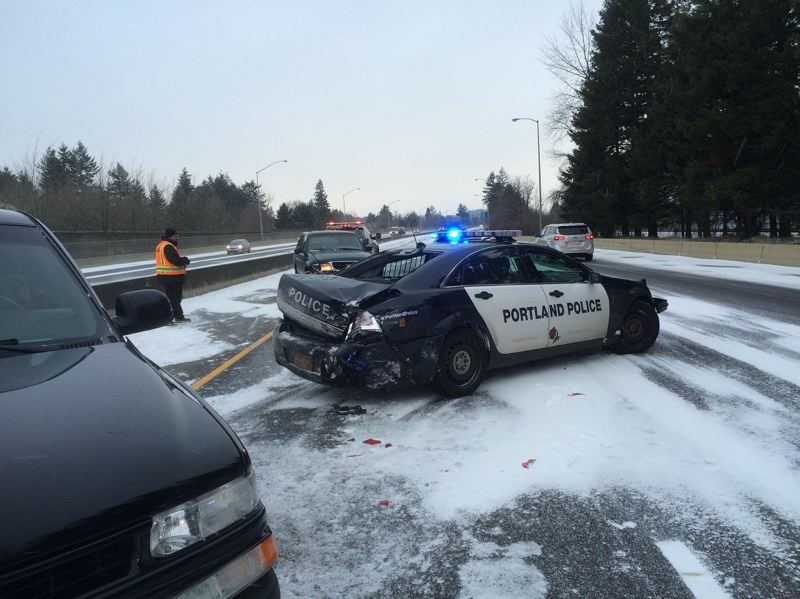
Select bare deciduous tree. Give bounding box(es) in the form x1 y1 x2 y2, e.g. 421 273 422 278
540 0 596 142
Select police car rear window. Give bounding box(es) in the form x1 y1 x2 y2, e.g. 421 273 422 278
558 225 589 236
339 250 441 282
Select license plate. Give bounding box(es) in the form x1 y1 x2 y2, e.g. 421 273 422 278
290 352 313 371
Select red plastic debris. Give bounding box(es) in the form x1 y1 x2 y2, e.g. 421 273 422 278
522 459 536 469
363 438 382 445
384 443 393 448
378 499 391 507
567 392 585 397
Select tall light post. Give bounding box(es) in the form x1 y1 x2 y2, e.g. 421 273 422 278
255 159 288 240
512 117 543 235
342 187 361 218
387 200 399 229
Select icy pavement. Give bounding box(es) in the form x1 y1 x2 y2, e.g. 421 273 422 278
129 249 800 598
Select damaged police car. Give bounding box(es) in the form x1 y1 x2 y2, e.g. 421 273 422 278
275 229 667 397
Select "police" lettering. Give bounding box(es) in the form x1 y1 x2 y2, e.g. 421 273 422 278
287 287 335 320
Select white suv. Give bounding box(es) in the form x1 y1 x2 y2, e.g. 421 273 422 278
537 222 594 261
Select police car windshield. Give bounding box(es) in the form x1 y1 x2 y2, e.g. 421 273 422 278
340 249 441 282
0 225 107 348
307 232 364 251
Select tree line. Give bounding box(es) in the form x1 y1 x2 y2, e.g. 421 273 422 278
554 0 799 239
0 142 270 233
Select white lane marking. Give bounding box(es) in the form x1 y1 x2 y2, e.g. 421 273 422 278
606 520 637 530
656 540 731 599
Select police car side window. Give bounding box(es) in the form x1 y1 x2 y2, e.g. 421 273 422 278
523 251 585 284
447 248 528 286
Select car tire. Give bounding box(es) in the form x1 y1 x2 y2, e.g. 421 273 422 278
433 329 486 398
614 300 659 354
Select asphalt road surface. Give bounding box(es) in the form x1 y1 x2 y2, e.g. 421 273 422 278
130 248 800 598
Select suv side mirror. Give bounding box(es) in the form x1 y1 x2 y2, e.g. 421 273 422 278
588 271 601 284
113 289 174 335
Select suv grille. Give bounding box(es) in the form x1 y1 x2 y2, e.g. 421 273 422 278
0 535 135 598
331 261 355 270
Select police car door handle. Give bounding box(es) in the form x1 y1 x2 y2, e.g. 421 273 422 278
549 290 564 298
474 291 493 300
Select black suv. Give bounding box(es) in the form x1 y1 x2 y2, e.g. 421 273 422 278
0 209 280 598
293 230 372 274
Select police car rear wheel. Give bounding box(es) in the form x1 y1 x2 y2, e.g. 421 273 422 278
615 300 659 354
434 330 485 398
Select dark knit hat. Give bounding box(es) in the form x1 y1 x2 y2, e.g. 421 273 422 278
164 227 177 238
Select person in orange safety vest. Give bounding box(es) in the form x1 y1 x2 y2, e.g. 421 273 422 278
155 228 191 322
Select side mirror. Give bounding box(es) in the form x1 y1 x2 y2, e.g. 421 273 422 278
374 233 382 240
112 289 173 335
588 271 601 284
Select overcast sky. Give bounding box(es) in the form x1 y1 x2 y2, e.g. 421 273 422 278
1 0 604 217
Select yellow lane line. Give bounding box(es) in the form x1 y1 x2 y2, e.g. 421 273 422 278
192 330 274 391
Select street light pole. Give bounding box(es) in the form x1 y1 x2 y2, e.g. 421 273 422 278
512 117 543 235
342 187 361 218
387 200 399 229
255 159 288 240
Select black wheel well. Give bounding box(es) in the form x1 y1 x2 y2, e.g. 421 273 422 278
442 324 492 360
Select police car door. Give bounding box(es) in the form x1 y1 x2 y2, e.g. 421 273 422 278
450 247 550 354
520 248 609 346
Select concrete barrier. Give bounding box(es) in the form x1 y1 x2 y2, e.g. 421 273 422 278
92 253 293 310
713 243 764 263
680 242 717 259
594 238 800 267
761 244 800 267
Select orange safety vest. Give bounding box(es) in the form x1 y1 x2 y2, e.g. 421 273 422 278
155 240 187 276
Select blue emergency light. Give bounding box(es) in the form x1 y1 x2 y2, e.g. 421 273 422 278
447 228 462 241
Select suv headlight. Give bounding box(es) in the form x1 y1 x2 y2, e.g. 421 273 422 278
150 472 259 557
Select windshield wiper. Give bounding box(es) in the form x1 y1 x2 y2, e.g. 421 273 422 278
0 339 50 354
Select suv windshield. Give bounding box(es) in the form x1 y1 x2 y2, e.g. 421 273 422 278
307 232 364 251
0 225 107 348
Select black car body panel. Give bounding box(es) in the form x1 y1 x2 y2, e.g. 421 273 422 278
0 209 279 598
275 236 667 392
0 343 244 570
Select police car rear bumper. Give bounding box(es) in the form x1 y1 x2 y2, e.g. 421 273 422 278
274 320 441 388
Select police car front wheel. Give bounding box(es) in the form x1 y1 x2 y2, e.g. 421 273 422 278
434 330 486 398
614 300 660 354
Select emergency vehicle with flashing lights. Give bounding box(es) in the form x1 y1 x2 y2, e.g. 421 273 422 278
325 220 380 253
274 228 668 397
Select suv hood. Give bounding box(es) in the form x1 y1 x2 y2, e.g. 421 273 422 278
0 343 244 570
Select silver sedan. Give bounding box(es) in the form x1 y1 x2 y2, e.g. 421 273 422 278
226 238 251 254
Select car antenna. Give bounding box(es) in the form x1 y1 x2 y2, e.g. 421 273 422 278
412 230 426 251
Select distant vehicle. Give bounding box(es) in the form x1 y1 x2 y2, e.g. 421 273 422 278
294 230 372 274
326 221 380 253
274 227 667 398
0 209 280 598
389 226 406 236
226 238 251 254
537 223 595 261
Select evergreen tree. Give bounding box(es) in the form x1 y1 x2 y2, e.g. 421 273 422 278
312 179 330 226
275 202 292 229
456 203 470 219
169 168 195 230
106 163 132 231
147 185 168 231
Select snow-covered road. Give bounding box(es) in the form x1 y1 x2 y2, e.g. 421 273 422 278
129 245 800 598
